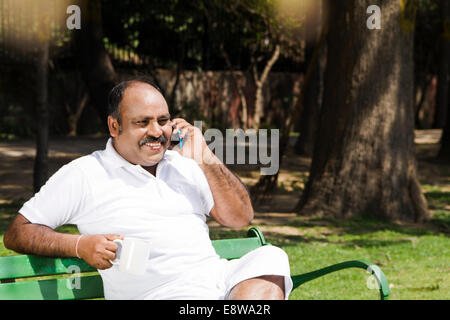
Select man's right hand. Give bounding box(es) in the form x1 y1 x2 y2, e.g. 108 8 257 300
77 234 124 270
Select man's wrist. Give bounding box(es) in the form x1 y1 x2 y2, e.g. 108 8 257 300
75 235 84 258
200 148 221 167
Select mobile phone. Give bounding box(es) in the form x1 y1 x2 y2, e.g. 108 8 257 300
171 125 183 149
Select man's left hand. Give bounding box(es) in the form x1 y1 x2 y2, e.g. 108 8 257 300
170 118 217 164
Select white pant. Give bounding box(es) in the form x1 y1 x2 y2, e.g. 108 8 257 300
142 245 293 300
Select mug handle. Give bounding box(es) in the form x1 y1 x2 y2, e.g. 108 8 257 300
109 239 123 265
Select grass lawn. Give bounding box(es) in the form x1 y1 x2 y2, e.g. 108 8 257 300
210 213 449 300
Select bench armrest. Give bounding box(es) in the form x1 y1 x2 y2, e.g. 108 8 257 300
291 260 390 300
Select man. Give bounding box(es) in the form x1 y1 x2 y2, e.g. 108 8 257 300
4 77 292 300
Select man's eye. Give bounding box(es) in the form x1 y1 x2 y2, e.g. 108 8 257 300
136 121 148 126
158 119 169 125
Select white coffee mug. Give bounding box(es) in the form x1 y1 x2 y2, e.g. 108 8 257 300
110 238 151 276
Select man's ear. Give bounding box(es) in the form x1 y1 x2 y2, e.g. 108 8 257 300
108 116 120 137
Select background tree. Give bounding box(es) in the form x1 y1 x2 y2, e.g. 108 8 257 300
33 8 51 193
294 0 325 156
102 0 209 115
433 0 450 129
437 0 450 160
2 0 56 192
413 0 440 129
75 0 117 125
297 0 429 222
251 0 325 201
199 0 304 130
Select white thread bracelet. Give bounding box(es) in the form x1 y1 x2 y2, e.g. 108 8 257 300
75 235 83 258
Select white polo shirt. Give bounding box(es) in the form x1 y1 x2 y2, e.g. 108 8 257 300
19 138 222 299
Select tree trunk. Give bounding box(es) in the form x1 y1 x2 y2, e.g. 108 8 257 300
433 0 450 129
294 0 324 156
67 91 89 137
252 44 281 130
297 0 429 222
220 43 249 130
75 0 117 126
33 40 49 192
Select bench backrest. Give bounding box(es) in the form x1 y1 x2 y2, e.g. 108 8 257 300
0 227 267 300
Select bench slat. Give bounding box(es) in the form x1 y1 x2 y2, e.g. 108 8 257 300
0 275 103 300
0 255 96 280
212 237 263 260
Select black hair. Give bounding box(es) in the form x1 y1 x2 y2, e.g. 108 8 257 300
107 76 164 123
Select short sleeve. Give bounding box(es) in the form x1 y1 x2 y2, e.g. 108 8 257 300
18 162 89 229
189 161 215 216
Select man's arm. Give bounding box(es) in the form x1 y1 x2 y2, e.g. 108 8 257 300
171 119 254 227
199 149 254 227
4 213 122 270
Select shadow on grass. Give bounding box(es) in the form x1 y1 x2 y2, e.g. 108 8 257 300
425 191 450 201
210 211 449 250
290 215 447 236
425 191 450 210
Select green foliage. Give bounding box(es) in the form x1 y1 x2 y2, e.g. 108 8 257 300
102 0 209 69
101 0 304 71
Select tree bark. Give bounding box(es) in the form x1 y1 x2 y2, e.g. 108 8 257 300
297 0 429 222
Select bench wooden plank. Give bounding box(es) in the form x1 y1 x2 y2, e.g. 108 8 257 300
0 255 96 280
211 237 264 260
0 275 103 300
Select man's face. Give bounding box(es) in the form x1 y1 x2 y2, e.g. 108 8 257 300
108 82 172 167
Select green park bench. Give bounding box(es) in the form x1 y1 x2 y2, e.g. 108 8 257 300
0 227 390 300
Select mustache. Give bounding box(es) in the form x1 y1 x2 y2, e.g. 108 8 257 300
138 134 168 147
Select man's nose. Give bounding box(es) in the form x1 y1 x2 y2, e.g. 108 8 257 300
146 121 163 137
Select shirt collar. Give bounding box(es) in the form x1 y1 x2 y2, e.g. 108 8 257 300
103 138 136 169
